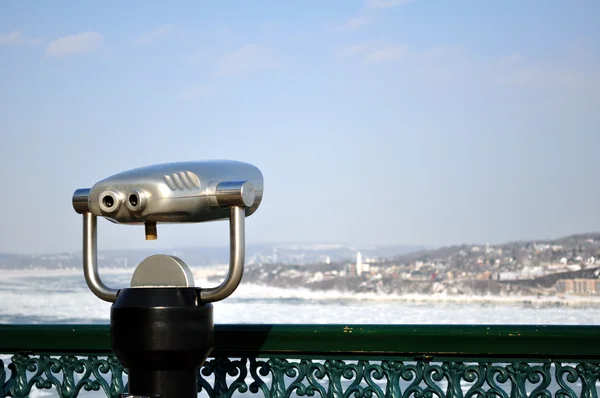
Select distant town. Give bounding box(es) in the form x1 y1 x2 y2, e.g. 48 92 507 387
3 233 600 297
240 233 600 297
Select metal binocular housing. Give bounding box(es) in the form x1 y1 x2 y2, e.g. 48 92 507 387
72 160 264 304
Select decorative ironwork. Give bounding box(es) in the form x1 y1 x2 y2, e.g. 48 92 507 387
1 355 127 398
1 355 599 398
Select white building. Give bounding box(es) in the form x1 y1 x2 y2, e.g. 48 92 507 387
356 251 369 276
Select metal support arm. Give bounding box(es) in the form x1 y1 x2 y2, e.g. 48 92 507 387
83 212 119 302
81 205 245 304
200 206 245 303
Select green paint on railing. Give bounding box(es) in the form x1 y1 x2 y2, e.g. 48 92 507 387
1 324 599 360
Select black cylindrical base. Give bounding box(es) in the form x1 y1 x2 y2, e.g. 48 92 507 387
111 288 213 398
128 369 197 398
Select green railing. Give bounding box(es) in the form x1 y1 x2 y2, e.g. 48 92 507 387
0 324 599 397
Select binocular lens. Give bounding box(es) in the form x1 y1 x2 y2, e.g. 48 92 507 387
102 195 114 208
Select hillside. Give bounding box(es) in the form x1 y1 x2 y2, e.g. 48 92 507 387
241 233 600 297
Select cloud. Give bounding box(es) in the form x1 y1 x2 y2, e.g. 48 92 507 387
46 32 103 56
365 45 407 62
493 55 600 91
0 31 43 46
337 38 600 111
182 85 209 100
219 44 275 75
366 0 414 8
336 16 374 32
341 41 600 99
132 25 173 46
339 43 407 63
339 43 369 56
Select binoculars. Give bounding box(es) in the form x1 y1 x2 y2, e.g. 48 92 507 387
73 159 266 398
72 160 264 303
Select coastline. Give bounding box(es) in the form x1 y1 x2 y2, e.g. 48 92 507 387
3 268 600 307
0 265 229 278
232 282 600 307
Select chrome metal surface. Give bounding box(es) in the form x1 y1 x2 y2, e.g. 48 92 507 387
130 254 195 288
83 212 119 302
98 190 123 214
72 188 90 214
74 160 261 302
215 181 256 208
87 160 263 225
200 206 245 303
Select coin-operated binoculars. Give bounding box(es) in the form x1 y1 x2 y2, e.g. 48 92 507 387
72 160 263 398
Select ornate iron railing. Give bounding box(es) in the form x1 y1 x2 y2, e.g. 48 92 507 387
0 324 599 398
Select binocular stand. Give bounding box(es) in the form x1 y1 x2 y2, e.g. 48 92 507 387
73 160 261 398
113 290 212 397
112 255 212 398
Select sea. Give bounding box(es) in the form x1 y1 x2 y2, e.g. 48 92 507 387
1 268 600 397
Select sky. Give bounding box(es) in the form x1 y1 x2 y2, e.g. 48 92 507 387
0 0 599 254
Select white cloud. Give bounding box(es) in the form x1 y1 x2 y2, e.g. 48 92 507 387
336 16 374 32
339 43 407 63
133 25 173 46
494 56 600 91
365 45 407 62
338 43 369 56
219 44 275 75
338 39 600 107
0 31 42 46
182 85 209 100
366 0 414 8
46 32 103 56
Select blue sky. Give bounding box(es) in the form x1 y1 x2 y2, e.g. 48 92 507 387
1 0 599 254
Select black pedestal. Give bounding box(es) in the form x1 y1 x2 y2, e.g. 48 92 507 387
111 288 213 398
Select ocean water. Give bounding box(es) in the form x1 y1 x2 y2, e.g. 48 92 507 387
1 268 600 325
1 269 599 397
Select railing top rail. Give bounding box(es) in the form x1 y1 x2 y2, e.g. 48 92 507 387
1 324 599 360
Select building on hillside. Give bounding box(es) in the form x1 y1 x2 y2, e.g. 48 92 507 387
355 251 371 276
347 263 357 277
556 279 600 295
